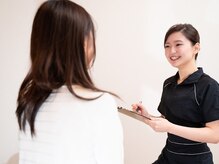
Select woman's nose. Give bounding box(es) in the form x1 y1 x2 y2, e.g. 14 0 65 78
170 47 176 54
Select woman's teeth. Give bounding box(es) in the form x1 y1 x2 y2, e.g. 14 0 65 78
170 56 180 61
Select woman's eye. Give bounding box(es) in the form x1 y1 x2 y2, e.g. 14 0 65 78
176 44 182 46
164 45 170 48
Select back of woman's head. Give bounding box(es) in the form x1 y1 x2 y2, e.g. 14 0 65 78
16 0 102 135
31 0 96 89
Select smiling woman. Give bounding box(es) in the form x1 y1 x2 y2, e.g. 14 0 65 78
132 23 219 164
164 24 200 74
1 0 219 164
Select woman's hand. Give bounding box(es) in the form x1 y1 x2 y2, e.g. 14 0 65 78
147 117 172 133
132 103 172 132
131 103 149 118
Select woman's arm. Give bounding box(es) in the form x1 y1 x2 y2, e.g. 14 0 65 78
94 94 124 164
146 117 219 144
133 102 219 143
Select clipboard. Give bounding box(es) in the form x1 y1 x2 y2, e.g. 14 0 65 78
117 107 151 123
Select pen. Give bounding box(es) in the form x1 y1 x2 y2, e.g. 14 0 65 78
136 101 142 113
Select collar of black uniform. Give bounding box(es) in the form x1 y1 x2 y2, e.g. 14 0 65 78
169 67 204 85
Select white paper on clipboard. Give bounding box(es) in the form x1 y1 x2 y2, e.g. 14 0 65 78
117 107 151 123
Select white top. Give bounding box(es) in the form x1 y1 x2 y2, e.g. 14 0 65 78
19 85 124 164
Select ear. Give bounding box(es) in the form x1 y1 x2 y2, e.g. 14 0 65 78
84 34 94 69
193 42 200 54
84 37 88 54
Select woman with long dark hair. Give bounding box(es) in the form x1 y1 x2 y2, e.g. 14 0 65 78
16 1 124 163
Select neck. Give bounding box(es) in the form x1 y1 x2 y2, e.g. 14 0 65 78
178 65 198 84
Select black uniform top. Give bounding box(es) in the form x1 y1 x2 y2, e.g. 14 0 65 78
158 67 219 155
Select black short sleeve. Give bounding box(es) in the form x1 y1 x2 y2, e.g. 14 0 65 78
200 80 219 123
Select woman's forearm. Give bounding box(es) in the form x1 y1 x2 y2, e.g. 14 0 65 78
168 120 219 144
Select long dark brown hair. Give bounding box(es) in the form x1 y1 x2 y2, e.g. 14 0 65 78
16 0 117 135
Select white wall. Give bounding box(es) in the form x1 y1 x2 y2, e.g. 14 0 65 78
0 0 37 163
1 0 219 164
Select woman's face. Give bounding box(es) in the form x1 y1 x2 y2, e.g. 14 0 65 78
164 32 200 69
84 31 94 68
